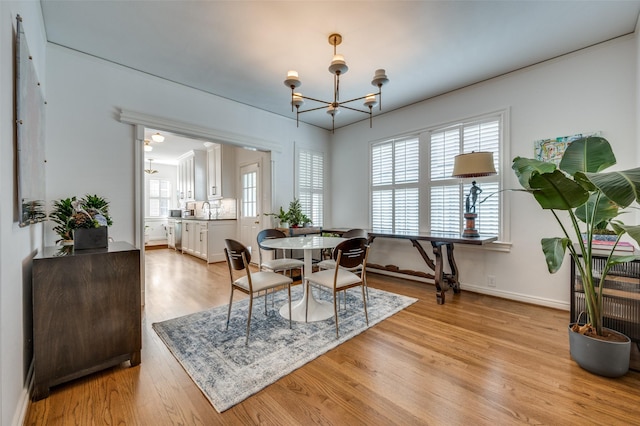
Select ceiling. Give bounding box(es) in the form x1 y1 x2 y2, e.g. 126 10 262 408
41 1 640 161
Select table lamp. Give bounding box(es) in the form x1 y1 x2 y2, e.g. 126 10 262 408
452 151 497 237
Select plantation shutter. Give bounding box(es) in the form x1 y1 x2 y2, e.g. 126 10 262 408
429 118 500 235
371 137 419 234
298 149 324 226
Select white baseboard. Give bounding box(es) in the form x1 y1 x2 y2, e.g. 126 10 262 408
11 359 33 426
368 269 570 311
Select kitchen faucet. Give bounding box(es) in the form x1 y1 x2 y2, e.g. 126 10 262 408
202 201 211 219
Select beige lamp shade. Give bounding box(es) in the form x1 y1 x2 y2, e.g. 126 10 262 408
452 151 497 178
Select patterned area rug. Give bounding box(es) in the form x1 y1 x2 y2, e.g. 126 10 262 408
152 285 417 412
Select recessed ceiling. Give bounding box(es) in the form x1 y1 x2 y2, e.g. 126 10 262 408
42 1 640 132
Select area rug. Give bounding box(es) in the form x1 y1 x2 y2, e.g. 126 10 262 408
152 286 417 412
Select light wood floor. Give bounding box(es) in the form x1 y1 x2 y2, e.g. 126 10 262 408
24 248 640 425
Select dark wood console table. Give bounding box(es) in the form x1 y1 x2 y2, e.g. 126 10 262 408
324 229 497 304
31 241 141 400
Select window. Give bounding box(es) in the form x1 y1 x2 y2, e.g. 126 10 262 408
371 137 420 234
148 179 172 217
297 149 324 227
428 116 501 235
241 168 258 218
369 112 504 239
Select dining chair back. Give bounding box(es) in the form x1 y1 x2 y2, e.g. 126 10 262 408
305 237 370 337
317 229 371 298
224 239 293 345
257 229 304 280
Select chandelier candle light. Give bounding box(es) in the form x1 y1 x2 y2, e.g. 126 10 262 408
284 33 389 132
452 151 497 237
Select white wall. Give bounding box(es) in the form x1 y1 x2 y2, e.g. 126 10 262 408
44 44 330 247
0 2 47 425
331 35 638 309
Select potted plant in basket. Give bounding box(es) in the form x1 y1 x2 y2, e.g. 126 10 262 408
512 136 640 377
49 194 113 247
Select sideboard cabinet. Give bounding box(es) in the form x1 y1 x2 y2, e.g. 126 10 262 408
31 242 141 400
571 255 640 342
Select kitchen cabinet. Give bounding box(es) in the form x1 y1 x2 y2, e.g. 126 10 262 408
180 219 236 263
31 242 141 400
206 143 236 200
177 150 207 202
182 220 197 255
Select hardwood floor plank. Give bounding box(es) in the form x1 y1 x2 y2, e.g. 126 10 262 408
23 248 640 425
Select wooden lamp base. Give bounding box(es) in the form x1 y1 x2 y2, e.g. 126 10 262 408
462 213 479 238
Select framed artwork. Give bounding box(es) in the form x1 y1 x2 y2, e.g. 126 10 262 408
534 131 601 165
15 15 47 226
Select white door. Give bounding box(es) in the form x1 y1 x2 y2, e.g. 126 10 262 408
239 163 261 256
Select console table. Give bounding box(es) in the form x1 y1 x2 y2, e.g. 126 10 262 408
324 229 497 304
31 241 141 400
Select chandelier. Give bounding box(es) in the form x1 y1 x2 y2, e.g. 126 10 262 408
284 33 389 132
144 159 158 175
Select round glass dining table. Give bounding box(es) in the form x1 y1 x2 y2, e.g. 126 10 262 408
260 235 345 322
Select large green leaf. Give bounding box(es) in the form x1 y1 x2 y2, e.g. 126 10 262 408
583 168 640 209
559 136 616 175
529 170 589 210
541 237 569 274
612 223 640 247
575 193 619 227
512 157 556 190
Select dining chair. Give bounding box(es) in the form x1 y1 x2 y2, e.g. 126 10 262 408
317 228 370 299
257 229 304 281
305 237 369 338
224 239 293 345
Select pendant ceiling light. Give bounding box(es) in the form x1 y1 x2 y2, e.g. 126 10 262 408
151 132 165 143
144 139 153 152
144 159 158 174
284 33 389 132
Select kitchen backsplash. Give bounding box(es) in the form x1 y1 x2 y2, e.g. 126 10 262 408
186 199 237 220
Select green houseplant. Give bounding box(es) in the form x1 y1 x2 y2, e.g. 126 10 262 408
512 136 640 376
265 199 312 228
286 198 311 227
49 194 113 244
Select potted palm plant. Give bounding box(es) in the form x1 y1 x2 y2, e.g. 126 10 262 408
512 136 640 377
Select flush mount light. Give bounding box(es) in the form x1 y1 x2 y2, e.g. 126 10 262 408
144 140 153 152
284 33 389 133
151 132 165 143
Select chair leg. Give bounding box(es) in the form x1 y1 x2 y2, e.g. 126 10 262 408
226 289 234 330
287 284 292 329
363 274 369 300
246 294 253 345
333 290 339 338
264 289 268 315
361 285 369 326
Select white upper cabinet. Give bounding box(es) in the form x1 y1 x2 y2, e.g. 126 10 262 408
206 143 236 200
177 150 207 202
